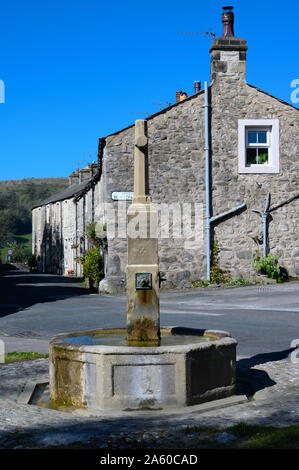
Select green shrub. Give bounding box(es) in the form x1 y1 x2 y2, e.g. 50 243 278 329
252 255 284 282
86 222 106 250
27 254 37 268
82 248 103 285
191 280 210 288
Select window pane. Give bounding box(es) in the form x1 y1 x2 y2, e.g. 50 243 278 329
258 148 269 164
248 131 258 144
246 148 257 165
257 131 267 144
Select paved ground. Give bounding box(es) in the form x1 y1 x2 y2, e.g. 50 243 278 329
0 268 298 450
0 269 298 357
0 355 298 449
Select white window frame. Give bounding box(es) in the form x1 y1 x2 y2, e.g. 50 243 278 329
238 119 279 174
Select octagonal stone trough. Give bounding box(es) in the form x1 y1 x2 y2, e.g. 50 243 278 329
49 327 237 411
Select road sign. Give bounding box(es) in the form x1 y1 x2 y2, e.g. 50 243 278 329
111 192 133 201
7 249 12 255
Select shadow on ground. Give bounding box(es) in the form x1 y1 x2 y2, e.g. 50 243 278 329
0 406 297 449
236 348 295 398
0 267 88 319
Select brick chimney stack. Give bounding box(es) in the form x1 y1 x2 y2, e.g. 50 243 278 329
210 6 247 82
176 90 188 102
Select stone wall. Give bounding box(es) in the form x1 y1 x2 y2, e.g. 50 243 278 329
211 79 298 278
102 79 298 290
33 78 298 290
102 92 207 290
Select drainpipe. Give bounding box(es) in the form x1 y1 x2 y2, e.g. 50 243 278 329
204 81 211 281
210 203 247 224
252 192 271 258
252 211 268 258
204 81 247 281
262 213 268 257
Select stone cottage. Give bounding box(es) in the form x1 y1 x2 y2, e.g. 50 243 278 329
32 7 298 292
31 160 105 277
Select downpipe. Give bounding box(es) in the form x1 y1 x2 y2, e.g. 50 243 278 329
204 81 247 281
204 81 211 282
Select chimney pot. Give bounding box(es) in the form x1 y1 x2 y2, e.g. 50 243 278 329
176 90 188 102
222 6 235 37
194 81 201 94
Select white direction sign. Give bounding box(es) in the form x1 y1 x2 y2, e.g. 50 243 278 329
111 192 133 201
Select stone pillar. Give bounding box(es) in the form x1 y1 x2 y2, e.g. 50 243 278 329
126 120 160 346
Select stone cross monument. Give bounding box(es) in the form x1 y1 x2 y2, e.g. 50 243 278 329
126 119 160 346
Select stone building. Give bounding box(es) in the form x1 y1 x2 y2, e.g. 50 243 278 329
32 7 298 292
32 161 105 277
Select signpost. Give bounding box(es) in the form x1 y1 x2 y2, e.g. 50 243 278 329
7 249 12 262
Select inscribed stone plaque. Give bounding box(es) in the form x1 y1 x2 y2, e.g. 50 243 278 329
112 363 175 397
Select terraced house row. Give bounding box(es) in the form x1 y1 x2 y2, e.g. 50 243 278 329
32 7 298 292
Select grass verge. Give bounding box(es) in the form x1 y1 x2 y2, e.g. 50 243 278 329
4 352 49 363
227 423 299 449
181 423 299 449
191 278 253 288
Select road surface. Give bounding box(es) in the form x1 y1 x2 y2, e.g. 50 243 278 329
0 268 298 358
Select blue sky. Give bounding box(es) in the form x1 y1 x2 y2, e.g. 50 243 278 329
0 0 298 180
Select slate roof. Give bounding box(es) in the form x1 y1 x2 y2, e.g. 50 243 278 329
31 178 92 209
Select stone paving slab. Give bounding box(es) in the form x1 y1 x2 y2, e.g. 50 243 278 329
0 356 298 448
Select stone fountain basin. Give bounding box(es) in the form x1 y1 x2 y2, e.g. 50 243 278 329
49 327 237 411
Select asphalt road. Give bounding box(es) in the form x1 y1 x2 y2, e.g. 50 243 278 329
0 268 298 358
